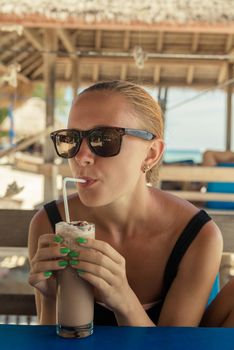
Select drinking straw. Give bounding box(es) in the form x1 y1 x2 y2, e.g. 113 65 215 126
63 177 86 222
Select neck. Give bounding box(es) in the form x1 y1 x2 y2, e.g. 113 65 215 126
86 183 152 240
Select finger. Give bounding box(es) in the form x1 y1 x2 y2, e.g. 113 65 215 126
76 269 111 292
38 234 64 248
35 245 71 261
71 260 114 285
77 238 124 264
70 249 119 275
31 259 69 274
28 270 53 287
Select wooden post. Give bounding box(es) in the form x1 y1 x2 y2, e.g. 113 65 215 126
226 63 233 151
43 29 58 202
71 56 80 98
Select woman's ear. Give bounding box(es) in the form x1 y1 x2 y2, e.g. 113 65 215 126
143 138 165 169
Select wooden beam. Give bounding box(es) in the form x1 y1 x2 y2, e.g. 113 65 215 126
153 65 161 84
0 38 27 61
28 64 43 79
43 29 58 202
191 33 199 52
226 34 233 53
23 28 43 51
71 57 80 97
20 53 41 70
159 165 234 182
1 15 234 33
22 57 42 76
123 30 130 51
168 191 234 202
76 55 225 67
64 60 72 79
95 29 102 50
120 64 127 80
6 51 28 66
0 31 18 46
156 32 164 52
226 63 233 151
57 28 76 53
218 63 227 84
92 63 99 82
34 77 230 90
186 66 195 85
57 28 80 96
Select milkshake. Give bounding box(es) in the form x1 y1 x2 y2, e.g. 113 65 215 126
56 220 95 338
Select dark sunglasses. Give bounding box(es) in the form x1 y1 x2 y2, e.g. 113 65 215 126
50 126 156 158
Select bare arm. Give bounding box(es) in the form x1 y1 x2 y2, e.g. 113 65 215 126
202 150 234 166
158 221 223 326
28 210 65 324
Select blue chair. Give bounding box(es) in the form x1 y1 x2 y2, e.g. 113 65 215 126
207 274 220 306
206 162 234 210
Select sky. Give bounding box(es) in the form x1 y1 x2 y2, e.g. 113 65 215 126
155 87 233 152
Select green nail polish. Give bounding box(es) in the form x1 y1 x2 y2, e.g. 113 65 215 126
54 235 63 243
77 268 85 275
58 260 68 267
44 271 52 277
69 260 79 266
69 251 80 258
76 237 87 244
60 247 70 254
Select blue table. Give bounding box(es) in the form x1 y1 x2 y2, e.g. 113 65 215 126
1 325 234 350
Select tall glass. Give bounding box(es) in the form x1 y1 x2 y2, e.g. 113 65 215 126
55 221 95 338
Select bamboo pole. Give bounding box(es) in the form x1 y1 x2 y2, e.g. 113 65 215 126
43 29 58 202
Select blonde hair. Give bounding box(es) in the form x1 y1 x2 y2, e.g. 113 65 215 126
79 80 164 185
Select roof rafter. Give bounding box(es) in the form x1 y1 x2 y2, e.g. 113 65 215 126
191 33 199 53
23 28 43 51
156 32 164 52
57 28 76 54
95 30 102 50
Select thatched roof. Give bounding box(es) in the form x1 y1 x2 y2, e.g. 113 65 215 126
0 0 233 24
0 0 233 106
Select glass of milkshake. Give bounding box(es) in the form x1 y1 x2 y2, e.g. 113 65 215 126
55 177 95 338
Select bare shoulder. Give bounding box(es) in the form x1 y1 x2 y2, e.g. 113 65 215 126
149 187 223 250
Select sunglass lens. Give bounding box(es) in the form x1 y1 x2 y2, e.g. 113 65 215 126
55 130 80 158
89 128 121 157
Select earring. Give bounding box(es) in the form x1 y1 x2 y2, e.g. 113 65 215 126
142 164 150 173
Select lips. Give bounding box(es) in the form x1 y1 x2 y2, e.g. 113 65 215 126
77 176 97 187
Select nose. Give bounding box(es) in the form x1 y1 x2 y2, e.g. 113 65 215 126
74 138 95 166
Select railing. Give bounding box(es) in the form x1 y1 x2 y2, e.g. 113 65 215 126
158 165 234 203
12 157 234 203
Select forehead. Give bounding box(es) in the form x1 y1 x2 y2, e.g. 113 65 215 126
68 91 140 129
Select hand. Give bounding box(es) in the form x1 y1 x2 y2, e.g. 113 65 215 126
28 234 70 298
69 238 134 315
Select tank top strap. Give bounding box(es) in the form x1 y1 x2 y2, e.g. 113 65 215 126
44 200 63 233
162 209 212 297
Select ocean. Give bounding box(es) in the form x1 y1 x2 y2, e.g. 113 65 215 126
163 149 202 164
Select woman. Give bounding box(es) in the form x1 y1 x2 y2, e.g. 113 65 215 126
28 80 234 327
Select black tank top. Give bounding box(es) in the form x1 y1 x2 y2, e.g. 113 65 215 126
44 200 211 326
